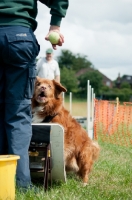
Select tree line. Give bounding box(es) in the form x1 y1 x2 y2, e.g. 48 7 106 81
57 49 103 96
39 49 132 102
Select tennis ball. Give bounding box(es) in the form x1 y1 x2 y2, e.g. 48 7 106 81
49 32 60 44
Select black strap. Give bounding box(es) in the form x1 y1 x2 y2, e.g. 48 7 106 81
42 113 58 123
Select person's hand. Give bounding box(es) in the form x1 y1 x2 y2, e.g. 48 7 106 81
45 25 64 50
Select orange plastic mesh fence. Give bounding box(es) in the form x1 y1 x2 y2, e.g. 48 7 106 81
94 100 132 147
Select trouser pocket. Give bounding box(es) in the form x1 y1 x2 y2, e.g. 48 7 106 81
3 27 40 101
25 66 36 99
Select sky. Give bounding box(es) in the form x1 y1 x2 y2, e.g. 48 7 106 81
35 0 132 81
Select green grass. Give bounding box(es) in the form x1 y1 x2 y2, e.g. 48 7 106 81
64 101 87 117
16 142 132 200
15 99 132 199
64 96 87 103
96 122 132 147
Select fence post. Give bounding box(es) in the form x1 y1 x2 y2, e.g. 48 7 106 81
87 80 94 139
116 97 119 113
87 80 90 133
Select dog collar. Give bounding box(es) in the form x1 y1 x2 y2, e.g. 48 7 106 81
42 113 58 123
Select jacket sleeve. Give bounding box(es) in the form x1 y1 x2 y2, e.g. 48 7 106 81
39 0 69 26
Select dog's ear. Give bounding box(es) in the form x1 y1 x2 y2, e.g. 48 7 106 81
35 76 40 82
53 80 67 96
35 76 41 86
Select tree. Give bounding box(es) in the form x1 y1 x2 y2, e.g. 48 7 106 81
57 49 93 72
60 67 78 93
78 70 103 96
120 82 131 89
57 50 74 69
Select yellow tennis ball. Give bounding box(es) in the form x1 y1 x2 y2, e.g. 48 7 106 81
49 32 60 44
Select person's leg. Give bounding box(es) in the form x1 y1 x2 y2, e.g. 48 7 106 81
2 26 39 188
5 103 32 187
0 62 7 154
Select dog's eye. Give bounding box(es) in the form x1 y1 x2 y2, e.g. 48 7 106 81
36 82 40 86
48 85 51 88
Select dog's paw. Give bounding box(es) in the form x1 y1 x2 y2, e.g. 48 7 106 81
82 182 88 187
73 165 79 172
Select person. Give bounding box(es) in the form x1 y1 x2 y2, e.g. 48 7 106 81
37 48 60 82
0 0 69 190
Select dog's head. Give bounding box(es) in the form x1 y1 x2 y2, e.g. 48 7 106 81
32 76 67 104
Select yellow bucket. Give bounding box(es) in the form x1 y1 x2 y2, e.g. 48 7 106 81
0 155 20 200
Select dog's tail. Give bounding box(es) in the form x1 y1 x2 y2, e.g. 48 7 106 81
92 141 100 161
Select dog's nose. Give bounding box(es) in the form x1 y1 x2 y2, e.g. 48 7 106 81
41 86 46 90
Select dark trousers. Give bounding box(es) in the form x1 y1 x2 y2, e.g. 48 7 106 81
0 26 39 187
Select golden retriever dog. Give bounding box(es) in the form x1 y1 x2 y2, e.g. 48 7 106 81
32 76 100 186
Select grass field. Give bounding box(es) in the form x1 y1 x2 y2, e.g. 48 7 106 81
64 101 87 117
16 142 132 200
15 99 132 199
